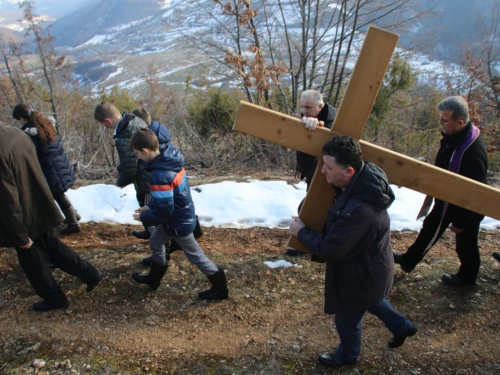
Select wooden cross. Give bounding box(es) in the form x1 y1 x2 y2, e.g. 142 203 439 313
233 25 500 252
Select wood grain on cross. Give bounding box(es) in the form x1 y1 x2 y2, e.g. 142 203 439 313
233 25 500 252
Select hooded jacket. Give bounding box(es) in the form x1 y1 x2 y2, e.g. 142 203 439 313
140 146 196 237
298 161 395 314
21 123 75 196
114 113 149 193
148 121 173 152
0 124 63 248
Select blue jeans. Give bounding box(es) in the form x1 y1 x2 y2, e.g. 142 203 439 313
334 298 413 361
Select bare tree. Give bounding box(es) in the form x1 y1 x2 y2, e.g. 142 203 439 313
193 0 433 115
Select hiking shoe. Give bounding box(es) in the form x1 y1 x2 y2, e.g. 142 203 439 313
133 230 150 240
33 300 69 312
318 352 357 367
59 223 81 235
388 324 418 348
86 271 103 292
442 273 475 287
285 248 305 256
393 252 415 273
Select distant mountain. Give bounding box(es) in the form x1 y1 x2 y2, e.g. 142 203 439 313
0 0 86 30
0 27 23 43
21 0 497 94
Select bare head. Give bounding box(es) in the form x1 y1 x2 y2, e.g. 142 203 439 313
94 102 122 129
132 107 152 126
321 136 362 190
437 96 469 136
300 90 324 118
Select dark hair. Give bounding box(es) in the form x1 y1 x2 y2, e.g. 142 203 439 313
129 128 159 151
437 96 469 124
322 136 362 171
12 104 57 144
132 107 152 125
94 101 121 122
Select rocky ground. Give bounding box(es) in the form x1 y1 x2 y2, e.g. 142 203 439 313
1 168 500 374
0 222 500 374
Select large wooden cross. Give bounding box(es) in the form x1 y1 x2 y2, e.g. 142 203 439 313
233 25 500 252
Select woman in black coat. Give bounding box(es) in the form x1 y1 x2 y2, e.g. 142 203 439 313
12 104 80 234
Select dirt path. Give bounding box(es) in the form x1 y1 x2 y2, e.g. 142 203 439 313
1 223 500 374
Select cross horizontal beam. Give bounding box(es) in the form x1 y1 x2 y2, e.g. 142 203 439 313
234 101 500 221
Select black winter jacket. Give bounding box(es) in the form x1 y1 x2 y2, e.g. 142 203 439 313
21 123 75 197
114 113 149 194
298 162 395 314
296 103 336 185
434 122 488 229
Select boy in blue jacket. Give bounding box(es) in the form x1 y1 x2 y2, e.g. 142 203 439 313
129 128 228 300
131 107 204 265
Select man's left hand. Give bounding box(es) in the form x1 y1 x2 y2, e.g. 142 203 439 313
450 224 463 234
289 216 306 237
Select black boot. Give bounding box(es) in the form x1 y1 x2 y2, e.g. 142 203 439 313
194 216 203 239
60 206 81 235
132 260 168 290
199 268 228 300
63 211 81 224
141 256 153 266
133 225 155 240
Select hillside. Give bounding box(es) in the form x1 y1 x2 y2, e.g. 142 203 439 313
0 224 499 374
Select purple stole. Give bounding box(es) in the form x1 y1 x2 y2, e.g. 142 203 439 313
441 125 480 215
416 125 481 220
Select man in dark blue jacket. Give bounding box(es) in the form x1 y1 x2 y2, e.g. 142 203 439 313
289 136 416 368
129 128 228 300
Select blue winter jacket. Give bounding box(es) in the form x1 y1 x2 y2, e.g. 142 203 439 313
140 146 196 237
22 123 75 196
148 121 173 152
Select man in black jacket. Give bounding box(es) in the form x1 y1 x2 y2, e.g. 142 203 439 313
290 136 417 368
286 90 337 256
394 96 488 286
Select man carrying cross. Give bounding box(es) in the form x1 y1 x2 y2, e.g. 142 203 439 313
394 96 488 287
289 135 417 368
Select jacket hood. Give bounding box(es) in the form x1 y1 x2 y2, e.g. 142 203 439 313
348 162 395 210
146 145 184 173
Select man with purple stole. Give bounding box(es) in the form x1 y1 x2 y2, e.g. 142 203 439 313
394 96 488 286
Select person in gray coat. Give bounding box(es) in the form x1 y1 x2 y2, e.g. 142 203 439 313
0 122 101 312
289 136 417 368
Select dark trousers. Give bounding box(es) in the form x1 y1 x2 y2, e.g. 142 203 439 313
404 207 481 283
16 232 99 305
53 193 72 211
334 299 413 361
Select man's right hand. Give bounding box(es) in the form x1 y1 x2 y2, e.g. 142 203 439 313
294 170 302 181
302 116 325 130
